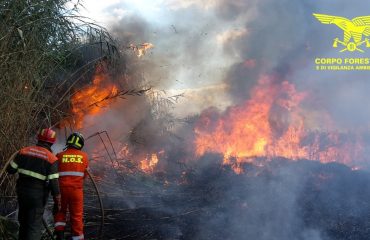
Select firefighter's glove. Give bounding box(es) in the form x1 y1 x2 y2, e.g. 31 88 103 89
53 195 62 215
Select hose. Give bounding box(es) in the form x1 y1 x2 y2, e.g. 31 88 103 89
87 169 104 239
42 218 54 239
0 152 104 240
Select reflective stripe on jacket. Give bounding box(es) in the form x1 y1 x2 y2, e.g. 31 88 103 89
56 148 89 188
7 145 60 195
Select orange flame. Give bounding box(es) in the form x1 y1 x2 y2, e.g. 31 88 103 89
129 43 154 58
62 63 119 129
117 144 163 174
194 75 364 171
140 153 159 173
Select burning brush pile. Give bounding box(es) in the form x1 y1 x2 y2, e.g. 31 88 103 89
71 63 370 239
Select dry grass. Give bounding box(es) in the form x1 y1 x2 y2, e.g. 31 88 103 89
0 1 118 237
0 0 118 161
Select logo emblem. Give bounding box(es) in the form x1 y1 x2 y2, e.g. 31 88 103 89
313 13 370 52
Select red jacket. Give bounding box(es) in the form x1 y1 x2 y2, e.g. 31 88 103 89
56 148 89 188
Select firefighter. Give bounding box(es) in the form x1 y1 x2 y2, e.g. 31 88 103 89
54 132 89 240
6 128 61 240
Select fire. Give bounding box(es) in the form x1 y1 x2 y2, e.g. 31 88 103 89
140 153 159 173
194 75 364 170
62 42 154 129
117 144 163 174
139 149 165 173
128 43 154 58
62 63 119 129
60 55 364 175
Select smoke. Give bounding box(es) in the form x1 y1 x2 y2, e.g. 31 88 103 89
87 0 370 133
97 152 370 240
219 0 314 102
71 0 370 239
184 155 316 240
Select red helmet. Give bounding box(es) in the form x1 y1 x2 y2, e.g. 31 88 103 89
37 128 56 144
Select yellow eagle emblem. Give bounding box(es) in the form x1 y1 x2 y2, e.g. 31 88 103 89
313 13 370 52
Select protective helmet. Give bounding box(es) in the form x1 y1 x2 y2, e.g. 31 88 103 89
66 132 84 150
37 128 56 144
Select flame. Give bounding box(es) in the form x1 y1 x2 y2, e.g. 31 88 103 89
61 58 364 176
194 75 364 171
140 153 159 173
129 43 154 58
62 63 119 129
117 144 163 174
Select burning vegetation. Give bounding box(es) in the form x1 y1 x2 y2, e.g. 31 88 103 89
2 0 370 240
38 13 370 237
74 68 366 175
64 64 119 129
194 75 365 172
57 51 370 240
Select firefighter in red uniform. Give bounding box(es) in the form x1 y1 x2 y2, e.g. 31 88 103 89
54 132 88 240
6 128 61 240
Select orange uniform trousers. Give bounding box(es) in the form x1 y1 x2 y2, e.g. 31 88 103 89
54 186 84 239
